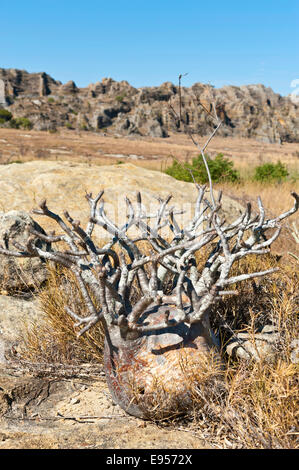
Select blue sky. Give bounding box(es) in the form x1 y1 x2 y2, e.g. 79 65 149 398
1 0 298 95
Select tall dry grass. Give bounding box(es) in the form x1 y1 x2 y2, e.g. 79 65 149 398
192 256 298 449
19 264 105 365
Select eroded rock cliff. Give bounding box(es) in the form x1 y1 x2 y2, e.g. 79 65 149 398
0 68 298 143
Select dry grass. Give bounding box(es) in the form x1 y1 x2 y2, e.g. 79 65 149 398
212 258 298 449
216 180 298 217
124 255 298 448
19 263 105 364
0 128 298 173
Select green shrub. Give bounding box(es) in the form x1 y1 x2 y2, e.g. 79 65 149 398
9 117 33 130
115 93 127 103
253 161 289 182
0 109 13 121
165 153 240 184
47 97 55 104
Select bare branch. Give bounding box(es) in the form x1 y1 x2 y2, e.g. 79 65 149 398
217 267 279 287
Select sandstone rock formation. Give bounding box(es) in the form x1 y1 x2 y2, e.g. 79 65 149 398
0 361 207 448
0 295 41 360
0 161 244 237
0 211 50 293
0 68 298 143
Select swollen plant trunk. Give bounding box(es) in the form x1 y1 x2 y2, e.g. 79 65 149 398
104 303 220 419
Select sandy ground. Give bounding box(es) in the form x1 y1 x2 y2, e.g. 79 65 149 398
0 364 209 449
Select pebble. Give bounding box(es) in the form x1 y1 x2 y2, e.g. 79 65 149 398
70 397 80 405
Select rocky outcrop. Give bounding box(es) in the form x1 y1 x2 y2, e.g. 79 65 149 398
0 362 206 448
0 69 60 99
0 211 50 293
60 80 78 95
225 325 281 363
0 68 298 143
0 161 244 234
0 295 41 360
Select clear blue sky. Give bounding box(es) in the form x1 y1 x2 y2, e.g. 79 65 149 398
1 0 298 96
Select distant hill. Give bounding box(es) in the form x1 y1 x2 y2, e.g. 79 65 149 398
0 68 298 143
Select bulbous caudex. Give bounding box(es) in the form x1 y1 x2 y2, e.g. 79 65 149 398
0 98 298 417
104 302 220 418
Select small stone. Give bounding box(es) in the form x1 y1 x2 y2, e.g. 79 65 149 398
137 421 147 428
70 397 80 405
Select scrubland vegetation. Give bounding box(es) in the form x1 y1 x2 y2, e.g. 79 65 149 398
0 109 32 130
165 154 296 185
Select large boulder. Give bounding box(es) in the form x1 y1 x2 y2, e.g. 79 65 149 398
0 162 244 240
0 211 50 294
0 295 41 362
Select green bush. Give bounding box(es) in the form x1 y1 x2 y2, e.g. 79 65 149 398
47 97 55 104
0 109 13 121
9 117 33 130
253 161 289 182
165 153 240 184
115 93 127 103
